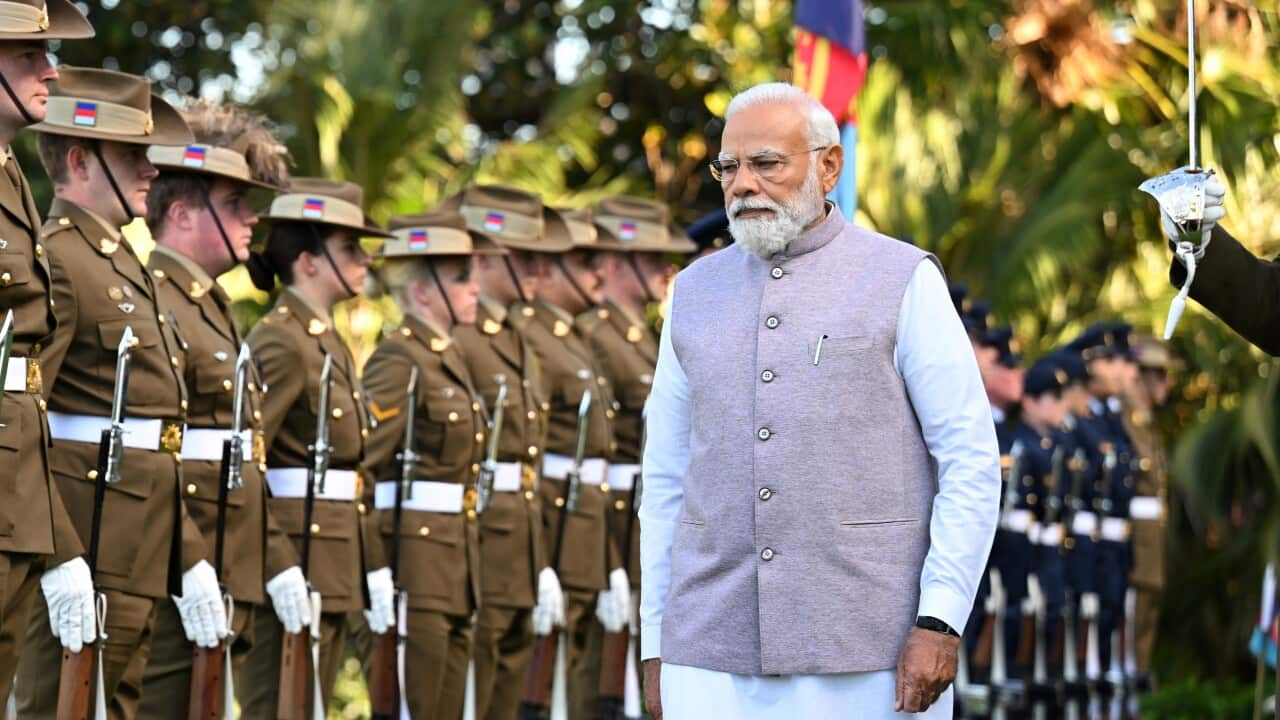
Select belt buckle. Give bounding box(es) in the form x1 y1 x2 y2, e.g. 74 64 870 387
25 358 41 394
521 463 537 492
160 422 184 454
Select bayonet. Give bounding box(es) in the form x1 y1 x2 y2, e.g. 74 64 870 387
565 390 592 513
476 383 508 514
0 309 12 423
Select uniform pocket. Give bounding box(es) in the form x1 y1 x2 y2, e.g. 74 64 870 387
0 403 20 536
425 395 474 463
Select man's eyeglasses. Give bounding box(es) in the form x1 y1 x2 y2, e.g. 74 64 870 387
709 146 829 184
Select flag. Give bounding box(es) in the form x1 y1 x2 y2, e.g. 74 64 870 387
73 101 97 127
793 0 868 215
302 198 325 219
483 212 505 233
408 230 429 251
619 221 637 240
182 146 207 169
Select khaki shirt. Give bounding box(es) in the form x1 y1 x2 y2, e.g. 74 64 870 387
362 314 484 615
148 247 298 603
1123 404 1167 590
0 149 80 559
40 199 204 597
521 299 619 592
578 299 655 589
247 288 369 612
454 296 547 609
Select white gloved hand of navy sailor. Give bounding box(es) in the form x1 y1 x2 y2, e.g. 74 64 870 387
532 567 565 636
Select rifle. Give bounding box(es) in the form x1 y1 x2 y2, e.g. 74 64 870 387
188 345 251 720
520 391 592 720
370 367 419 720
475 383 509 515
0 310 13 424
277 355 333 720
598 472 639 720
56 327 134 720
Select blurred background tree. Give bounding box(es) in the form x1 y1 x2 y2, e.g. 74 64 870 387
22 0 1280 714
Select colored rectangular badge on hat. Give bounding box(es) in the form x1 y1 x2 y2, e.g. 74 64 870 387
303 198 325 219
182 146 207 168
73 102 97 127
408 230 429 251
483 212 505 232
619 221 638 240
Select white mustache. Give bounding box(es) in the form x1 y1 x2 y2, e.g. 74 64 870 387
728 197 781 219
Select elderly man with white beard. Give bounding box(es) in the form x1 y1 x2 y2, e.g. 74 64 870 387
638 82 1001 719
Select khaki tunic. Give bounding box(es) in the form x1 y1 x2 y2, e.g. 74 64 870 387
246 287 368 612
522 300 619 593
578 299 655 589
1123 404 1167 671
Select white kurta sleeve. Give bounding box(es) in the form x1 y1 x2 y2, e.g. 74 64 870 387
895 260 1001 634
638 288 692 661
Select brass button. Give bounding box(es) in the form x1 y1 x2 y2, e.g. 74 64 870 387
528 445 538 457
35 244 43 257
357 502 367 515
1 272 11 285
606 409 615 420
600 482 610 493
527 411 537 420
541 401 550 412
181 400 188 411
419 526 430 537
157 313 166 324
310 523 321 535
361 428 369 438
352 391 361 400
170 356 180 368
596 377 606 387
467 509 477 520
248 382 257 393
471 463 480 474
332 407 344 419
186 483 198 496
525 491 535 501
614 500 626 511
472 402 480 412
554 497 565 508
448 411 459 423
254 410 262 421
37 398 46 412
222 379 233 391
86 469 99 481
475 432 484 444
258 463 268 473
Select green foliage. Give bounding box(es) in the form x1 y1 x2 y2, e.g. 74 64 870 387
1140 676 1257 720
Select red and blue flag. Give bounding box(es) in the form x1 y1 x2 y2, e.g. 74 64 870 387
302 198 325 219
182 146 207 168
73 101 97 127
408 230 429 251
484 212 505 233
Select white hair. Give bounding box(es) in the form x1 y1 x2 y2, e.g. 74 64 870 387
723 82 840 149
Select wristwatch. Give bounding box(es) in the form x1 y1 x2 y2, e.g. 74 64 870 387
915 615 960 637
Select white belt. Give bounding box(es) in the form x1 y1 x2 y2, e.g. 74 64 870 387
181 428 254 462
3 357 28 392
1071 511 1098 537
542 454 607 486
606 464 640 491
47 411 174 452
999 508 1034 534
1129 496 1163 521
1099 517 1131 542
492 462 523 493
374 481 464 513
266 468 358 501
1038 523 1064 546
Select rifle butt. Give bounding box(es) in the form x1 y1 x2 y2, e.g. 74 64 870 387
521 630 559 709
1016 612 1037 668
368 631 399 717
972 615 995 670
597 629 629 699
187 643 226 720
55 646 95 720
276 630 311 720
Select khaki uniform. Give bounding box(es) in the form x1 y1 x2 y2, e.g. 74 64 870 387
136 247 300 717
0 150 83 703
521 299 619 720
1123 405 1167 672
455 295 548 719
362 314 485 718
17 199 206 720
238 287 369 717
575 299 654 714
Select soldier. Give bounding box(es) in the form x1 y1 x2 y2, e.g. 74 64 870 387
519 193 629 720
239 177 386 716
0 0 97 703
360 210 499 717
453 184 567 720
136 101 312 716
574 196 694 715
1121 335 1171 689
15 67 222 719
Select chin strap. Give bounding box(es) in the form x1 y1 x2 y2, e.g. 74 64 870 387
91 140 134 222
625 254 658 305
425 260 458 327
306 223 358 299
0 70 36 126
198 183 240 270
553 256 594 310
501 255 529 305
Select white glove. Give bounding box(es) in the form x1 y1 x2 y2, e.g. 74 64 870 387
595 568 630 633
266 566 311 634
1080 592 1101 620
364 567 395 634
40 557 96 652
1160 174 1226 259
531 567 565 636
173 560 228 649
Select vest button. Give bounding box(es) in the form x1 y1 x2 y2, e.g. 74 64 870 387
757 427 771 441
760 547 775 561
758 487 772 501
770 267 784 279
765 316 779 329
760 369 774 383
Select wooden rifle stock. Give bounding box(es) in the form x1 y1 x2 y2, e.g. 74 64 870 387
55 646 95 720
277 630 310 720
188 644 226 720
1016 611 1037 669
972 613 996 671
598 629 630 701
522 629 560 711
368 630 398 718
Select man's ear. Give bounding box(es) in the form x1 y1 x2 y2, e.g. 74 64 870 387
66 143 91 182
166 198 194 232
818 144 844 195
